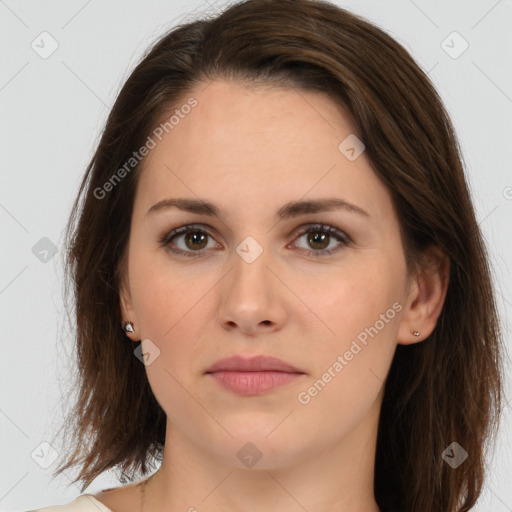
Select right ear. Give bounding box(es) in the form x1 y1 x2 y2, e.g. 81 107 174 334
118 261 138 341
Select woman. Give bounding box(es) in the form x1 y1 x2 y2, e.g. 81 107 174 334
34 0 504 511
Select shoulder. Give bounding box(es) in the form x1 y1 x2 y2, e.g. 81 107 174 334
31 477 146 512
31 494 113 512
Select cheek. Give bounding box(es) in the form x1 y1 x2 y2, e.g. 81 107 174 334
296 256 400 344
293 255 402 405
128 249 213 381
128 252 209 423
293 291 398 440
129 249 202 338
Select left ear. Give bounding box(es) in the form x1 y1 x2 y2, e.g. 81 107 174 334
397 245 450 345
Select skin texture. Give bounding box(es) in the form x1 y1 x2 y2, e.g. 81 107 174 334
94 80 449 512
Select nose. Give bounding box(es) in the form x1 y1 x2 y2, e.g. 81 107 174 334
216 242 288 336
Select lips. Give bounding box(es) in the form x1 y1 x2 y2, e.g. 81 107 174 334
205 355 304 374
205 355 306 396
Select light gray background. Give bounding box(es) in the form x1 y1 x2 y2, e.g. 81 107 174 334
1 0 511 510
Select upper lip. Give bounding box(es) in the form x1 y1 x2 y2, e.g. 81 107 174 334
205 355 304 374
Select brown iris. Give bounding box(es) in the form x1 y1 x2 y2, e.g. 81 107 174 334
184 231 208 250
307 231 330 250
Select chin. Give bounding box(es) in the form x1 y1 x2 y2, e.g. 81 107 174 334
197 419 316 470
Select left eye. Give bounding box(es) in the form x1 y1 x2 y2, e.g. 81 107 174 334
290 224 350 257
160 223 350 258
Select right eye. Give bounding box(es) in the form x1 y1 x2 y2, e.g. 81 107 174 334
159 224 221 257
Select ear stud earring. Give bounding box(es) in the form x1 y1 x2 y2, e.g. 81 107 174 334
410 329 420 337
124 321 134 333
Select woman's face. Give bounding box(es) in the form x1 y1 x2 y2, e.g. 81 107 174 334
120 79 412 469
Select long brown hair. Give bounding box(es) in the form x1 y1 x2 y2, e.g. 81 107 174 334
52 1 504 510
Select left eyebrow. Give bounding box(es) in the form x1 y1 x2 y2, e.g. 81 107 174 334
277 198 370 219
145 197 370 219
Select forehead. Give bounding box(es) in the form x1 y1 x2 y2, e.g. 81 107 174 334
133 80 392 222
170 79 355 154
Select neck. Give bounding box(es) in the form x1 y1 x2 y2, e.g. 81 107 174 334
141 397 382 512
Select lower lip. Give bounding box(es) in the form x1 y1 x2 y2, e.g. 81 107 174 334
207 371 304 395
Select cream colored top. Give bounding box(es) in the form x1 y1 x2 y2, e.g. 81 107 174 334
32 494 113 512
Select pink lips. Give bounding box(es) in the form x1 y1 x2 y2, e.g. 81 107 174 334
205 355 305 396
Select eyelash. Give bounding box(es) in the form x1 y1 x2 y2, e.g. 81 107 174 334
159 223 351 259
